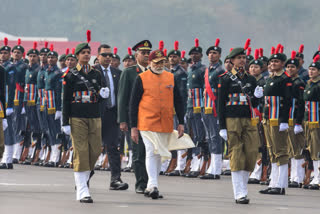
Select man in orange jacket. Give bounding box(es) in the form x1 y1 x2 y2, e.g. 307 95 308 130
130 49 186 199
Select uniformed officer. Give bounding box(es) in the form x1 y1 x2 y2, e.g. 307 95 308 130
179 50 189 72
165 41 188 176
0 38 16 169
259 44 292 195
303 55 320 190
282 51 306 188
296 44 309 83
247 50 269 184
11 39 28 163
258 48 269 79
21 42 42 165
61 33 109 203
0 58 7 163
185 38 206 178
118 40 151 194
35 42 51 166
43 45 63 167
200 38 225 180
111 47 121 69
218 43 262 204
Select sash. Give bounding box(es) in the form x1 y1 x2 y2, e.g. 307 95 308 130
26 84 37 106
14 83 24 106
306 101 319 129
267 96 280 126
38 89 46 112
0 101 4 118
46 90 56 114
204 68 217 116
5 85 8 108
289 98 296 126
191 88 203 113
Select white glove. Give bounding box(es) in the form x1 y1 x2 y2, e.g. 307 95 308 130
294 124 303 134
254 86 264 98
21 107 26 115
62 125 71 135
99 87 110 99
55 111 62 120
279 123 289 132
6 108 13 116
219 129 228 141
2 119 8 131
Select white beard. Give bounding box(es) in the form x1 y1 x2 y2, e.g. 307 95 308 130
151 66 164 74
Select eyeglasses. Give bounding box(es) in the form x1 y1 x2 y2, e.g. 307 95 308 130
100 53 113 57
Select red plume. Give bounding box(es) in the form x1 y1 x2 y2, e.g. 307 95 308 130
318 45 320 51
313 55 320 63
23 52 26 59
159 40 164 51
244 38 251 50
195 38 199 48
163 49 167 57
71 48 75 55
271 46 275 54
65 48 69 55
17 38 21 45
254 49 259 60
33 41 37 50
246 47 251 56
50 44 54 52
4 37 8 46
128 47 132 55
174 41 179 51
280 45 284 53
259 48 263 57
86 30 91 43
44 41 48 48
275 44 281 54
181 50 186 58
230 48 233 52
215 38 220 47
113 47 118 55
298 44 304 54
291 51 296 60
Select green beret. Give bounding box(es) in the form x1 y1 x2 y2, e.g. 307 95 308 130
285 58 299 67
27 49 39 56
296 53 304 59
309 61 320 70
75 43 90 55
47 51 58 57
268 53 287 62
112 54 120 61
59 54 66 61
228 48 246 59
259 56 269 62
188 46 202 55
66 54 77 60
246 55 253 61
122 54 135 62
249 59 263 67
206 46 222 55
12 45 24 53
224 55 230 63
167 49 181 57
0 46 11 52
40 47 50 54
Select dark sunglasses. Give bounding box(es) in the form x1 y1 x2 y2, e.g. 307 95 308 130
100 53 113 57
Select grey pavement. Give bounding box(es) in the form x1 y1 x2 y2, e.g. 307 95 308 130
0 165 319 214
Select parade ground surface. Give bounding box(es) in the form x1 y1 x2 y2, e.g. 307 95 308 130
1 165 319 214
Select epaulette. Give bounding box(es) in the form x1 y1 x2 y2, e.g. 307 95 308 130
218 71 228 77
284 71 291 78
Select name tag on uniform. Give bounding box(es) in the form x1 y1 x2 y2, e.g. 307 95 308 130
82 95 90 102
240 96 247 102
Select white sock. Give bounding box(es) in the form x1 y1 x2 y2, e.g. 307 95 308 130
231 171 246 200
269 163 279 188
74 171 91 200
295 159 305 184
175 150 187 171
212 154 222 175
290 158 296 182
310 160 320 184
250 162 262 180
277 164 288 188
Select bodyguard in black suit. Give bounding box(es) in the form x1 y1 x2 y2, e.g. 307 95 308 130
94 44 128 190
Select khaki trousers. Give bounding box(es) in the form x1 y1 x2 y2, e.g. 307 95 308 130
288 125 305 159
70 118 102 172
263 120 289 165
0 118 4 158
305 122 320 160
226 118 259 172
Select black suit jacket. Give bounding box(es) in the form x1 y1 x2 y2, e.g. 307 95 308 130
94 64 122 112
